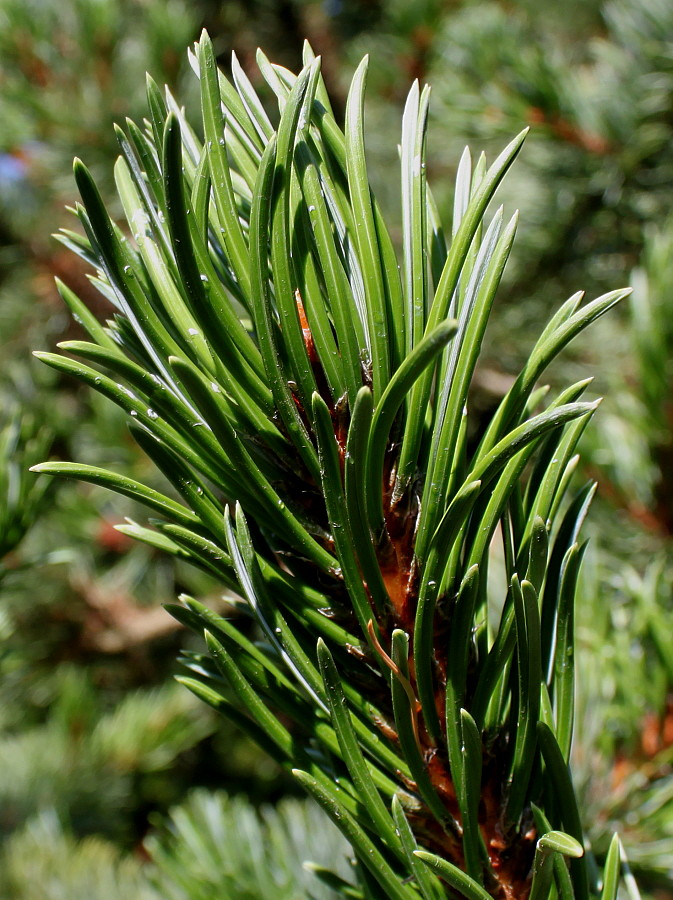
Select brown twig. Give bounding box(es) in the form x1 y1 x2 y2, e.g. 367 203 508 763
367 618 423 754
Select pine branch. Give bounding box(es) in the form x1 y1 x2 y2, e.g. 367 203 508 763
33 29 636 899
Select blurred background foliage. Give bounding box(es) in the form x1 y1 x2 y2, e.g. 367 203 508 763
0 0 672 896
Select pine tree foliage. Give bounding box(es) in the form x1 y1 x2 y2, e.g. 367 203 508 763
586 216 673 521
0 412 53 573
372 0 673 305
0 793 351 900
0 678 212 842
146 791 351 900
0 810 158 900
574 557 673 893
34 31 634 898
0 0 200 389
568 215 673 899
